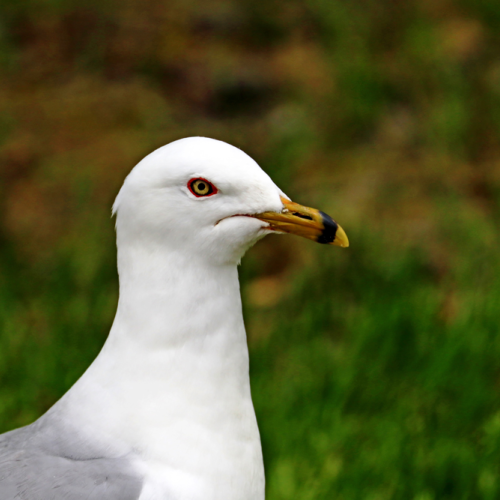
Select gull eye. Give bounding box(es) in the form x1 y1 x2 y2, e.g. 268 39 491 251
188 178 218 197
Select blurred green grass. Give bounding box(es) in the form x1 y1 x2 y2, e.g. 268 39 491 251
1 0 500 498
247 230 500 499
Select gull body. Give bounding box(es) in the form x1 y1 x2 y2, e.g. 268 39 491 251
0 137 347 500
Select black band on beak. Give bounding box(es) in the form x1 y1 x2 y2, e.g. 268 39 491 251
317 211 338 244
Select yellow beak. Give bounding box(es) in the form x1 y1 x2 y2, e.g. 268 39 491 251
252 196 349 247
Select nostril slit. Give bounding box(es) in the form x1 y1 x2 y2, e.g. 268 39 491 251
292 212 313 221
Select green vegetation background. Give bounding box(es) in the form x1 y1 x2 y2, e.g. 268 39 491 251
1 0 500 498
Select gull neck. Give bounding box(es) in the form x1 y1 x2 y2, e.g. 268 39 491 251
109 241 245 348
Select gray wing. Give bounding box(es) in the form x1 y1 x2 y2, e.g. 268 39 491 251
0 423 143 500
0 448 143 500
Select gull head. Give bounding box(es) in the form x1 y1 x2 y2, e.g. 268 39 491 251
113 137 348 265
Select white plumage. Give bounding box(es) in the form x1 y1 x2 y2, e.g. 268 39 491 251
0 137 347 500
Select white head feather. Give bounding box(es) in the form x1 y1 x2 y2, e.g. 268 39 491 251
113 137 286 265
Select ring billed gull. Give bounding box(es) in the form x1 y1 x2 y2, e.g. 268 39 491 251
0 137 348 500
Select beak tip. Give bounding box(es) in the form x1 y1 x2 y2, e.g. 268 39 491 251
332 225 349 248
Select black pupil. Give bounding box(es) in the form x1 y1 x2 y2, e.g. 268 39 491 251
197 182 206 192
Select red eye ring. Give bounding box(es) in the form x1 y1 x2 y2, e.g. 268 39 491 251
187 178 218 197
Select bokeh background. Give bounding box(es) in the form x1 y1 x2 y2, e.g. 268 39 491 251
1 0 500 498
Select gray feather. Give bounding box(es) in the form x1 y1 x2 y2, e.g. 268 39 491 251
0 414 143 500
